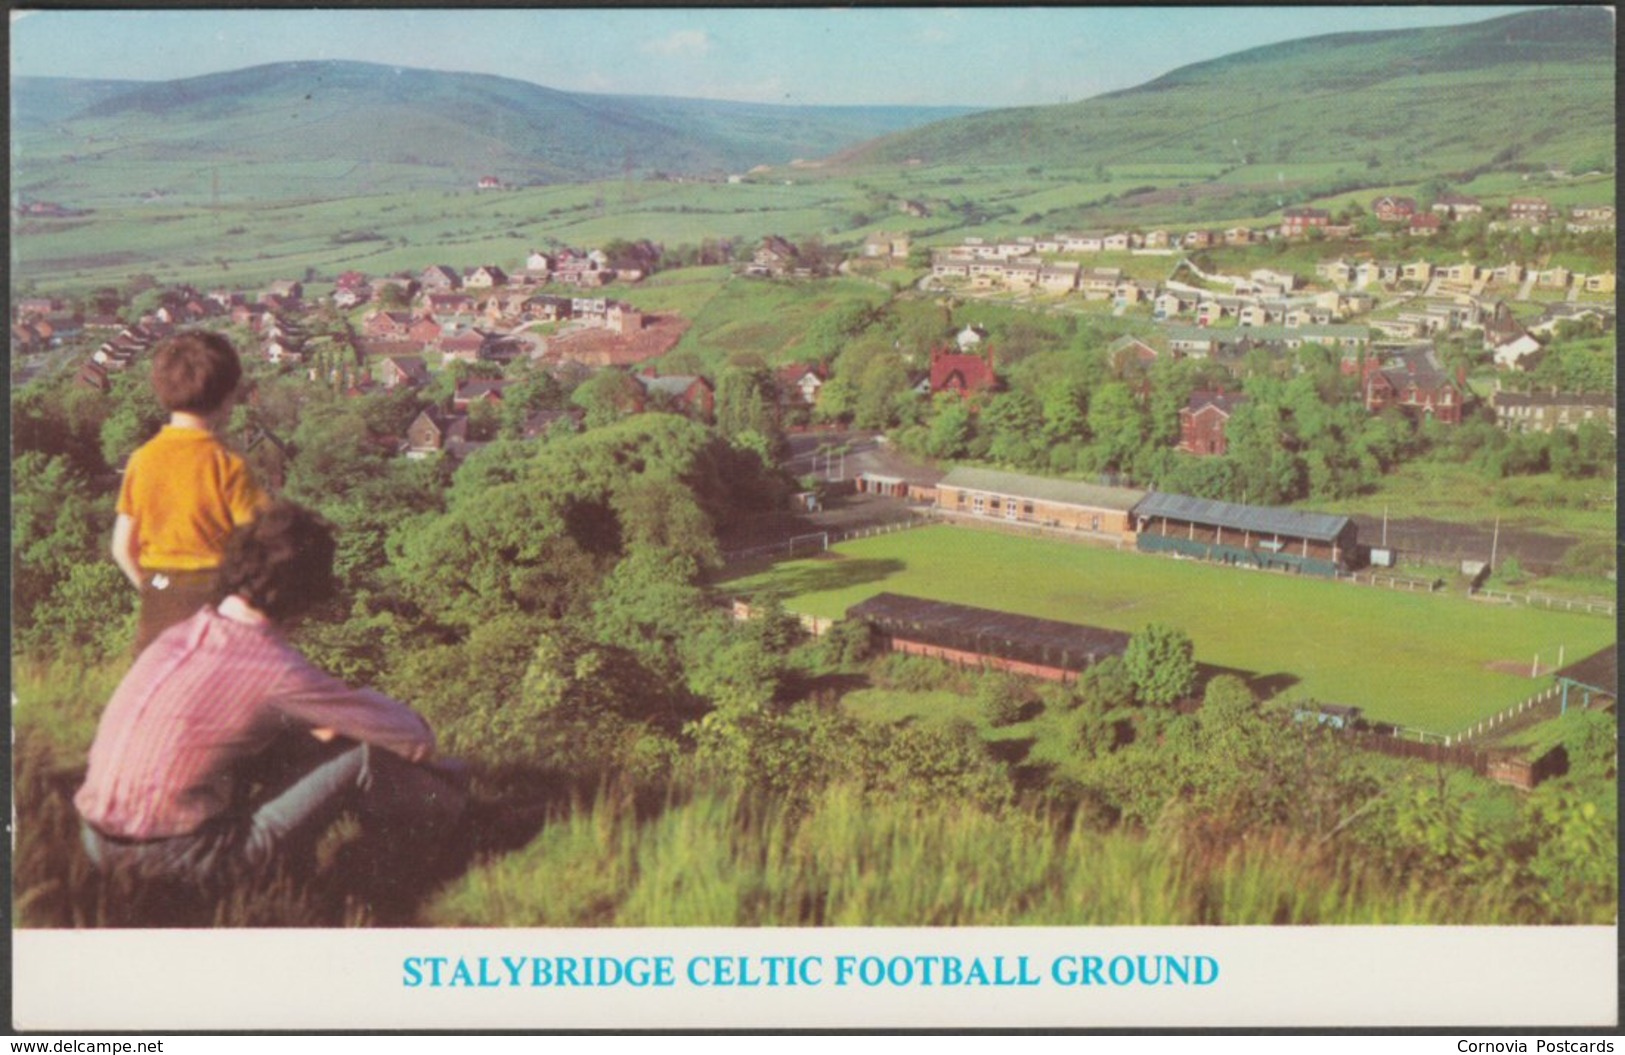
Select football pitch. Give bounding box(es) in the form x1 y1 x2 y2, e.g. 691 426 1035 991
725 524 1615 732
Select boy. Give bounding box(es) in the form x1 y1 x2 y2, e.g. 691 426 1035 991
111 330 267 653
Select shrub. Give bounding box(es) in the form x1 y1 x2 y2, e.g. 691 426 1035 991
978 673 1032 728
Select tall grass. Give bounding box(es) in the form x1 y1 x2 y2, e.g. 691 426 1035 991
423 782 1572 927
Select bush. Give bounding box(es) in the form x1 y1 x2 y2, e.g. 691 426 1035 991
821 618 877 668
978 673 1032 727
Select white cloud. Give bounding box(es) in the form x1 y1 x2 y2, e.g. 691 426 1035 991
640 29 711 58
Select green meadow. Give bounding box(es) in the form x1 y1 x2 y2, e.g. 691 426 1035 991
724 524 1614 732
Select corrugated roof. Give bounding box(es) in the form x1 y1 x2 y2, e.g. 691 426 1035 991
1132 492 1352 542
1553 646 1616 694
939 467 1146 511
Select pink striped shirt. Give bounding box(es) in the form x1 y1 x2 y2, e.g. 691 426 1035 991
76 607 434 840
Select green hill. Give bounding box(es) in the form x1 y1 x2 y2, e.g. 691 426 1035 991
12 61 977 195
830 8 1614 176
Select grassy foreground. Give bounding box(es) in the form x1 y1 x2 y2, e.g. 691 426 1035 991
724 524 1615 731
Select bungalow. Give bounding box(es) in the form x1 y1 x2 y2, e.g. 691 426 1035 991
1143 230 1172 249
1153 291 1197 320
1060 232 1105 253
1038 262 1080 293
1103 232 1133 251
1001 260 1043 289
1431 193 1483 220
1583 272 1615 294
1178 391 1245 456
1316 259 1356 286
1224 227 1255 247
1401 260 1433 285
1182 230 1217 249
1355 261 1398 288
931 253 973 281
1249 268 1298 292
1079 267 1123 300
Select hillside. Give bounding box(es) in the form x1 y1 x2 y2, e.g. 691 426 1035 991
830 8 1615 175
12 60 977 193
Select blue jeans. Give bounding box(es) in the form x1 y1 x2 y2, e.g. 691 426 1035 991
82 743 468 890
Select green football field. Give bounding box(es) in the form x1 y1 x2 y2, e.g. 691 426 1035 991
724 524 1615 732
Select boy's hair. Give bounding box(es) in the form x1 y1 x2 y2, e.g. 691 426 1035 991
150 331 243 414
215 501 338 622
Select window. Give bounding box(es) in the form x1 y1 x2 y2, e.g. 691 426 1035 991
972 496 985 515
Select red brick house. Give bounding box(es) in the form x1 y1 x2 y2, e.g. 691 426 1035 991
1408 212 1442 236
364 310 415 339
1362 348 1465 424
407 314 444 345
929 346 997 396
1280 208 1330 238
404 407 467 458
1372 196 1417 222
1178 391 1246 456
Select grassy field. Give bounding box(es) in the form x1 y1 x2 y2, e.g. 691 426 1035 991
723 524 1614 732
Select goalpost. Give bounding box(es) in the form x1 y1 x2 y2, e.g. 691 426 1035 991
787 532 830 557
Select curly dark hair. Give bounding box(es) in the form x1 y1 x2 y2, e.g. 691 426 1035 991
215 502 338 622
150 330 243 415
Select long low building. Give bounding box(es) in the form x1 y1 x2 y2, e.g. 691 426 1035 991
935 467 1146 538
1130 492 1357 576
847 592 1131 683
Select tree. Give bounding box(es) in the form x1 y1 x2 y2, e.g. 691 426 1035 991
1123 623 1197 708
1085 381 1148 475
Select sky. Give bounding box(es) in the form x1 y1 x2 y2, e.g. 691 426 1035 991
11 6 1546 109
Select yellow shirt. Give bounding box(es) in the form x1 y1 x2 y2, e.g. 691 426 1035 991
117 426 266 571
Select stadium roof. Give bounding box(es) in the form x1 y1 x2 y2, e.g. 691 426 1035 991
847 592 1130 671
938 467 1146 511
1132 492 1352 542
1553 645 1616 695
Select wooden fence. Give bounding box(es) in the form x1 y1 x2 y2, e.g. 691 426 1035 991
1468 587 1614 618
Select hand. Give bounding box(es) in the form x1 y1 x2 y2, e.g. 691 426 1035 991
310 727 338 742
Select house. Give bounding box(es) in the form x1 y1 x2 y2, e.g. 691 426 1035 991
1103 232 1133 251
404 407 468 458
1568 204 1616 233
464 266 508 289
1431 193 1483 220
1492 334 1543 370
635 373 715 418
420 265 461 291
75 360 111 392
777 363 826 406
1492 390 1615 434
605 301 645 334
1038 262 1080 293
425 292 478 317
1131 492 1357 576
379 356 431 389
1372 196 1417 222
1224 227 1255 247
863 231 911 260
526 250 554 273
1079 268 1123 300
1280 208 1330 238
364 311 416 339
1144 230 1172 249
1182 229 1217 249
438 328 489 363
452 378 513 411
955 325 989 350
1317 259 1356 286
1178 391 1245 456
745 236 800 278
265 279 304 301
521 408 583 440
1108 335 1160 370
1408 213 1442 236
928 346 997 396
1506 198 1552 225
406 314 444 345
1153 291 1196 320
1401 260 1433 285
477 176 504 190
1249 268 1299 292
1355 260 1398 288
847 592 1131 684
1583 272 1615 294
1362 347 1466 424
935 467 1145 536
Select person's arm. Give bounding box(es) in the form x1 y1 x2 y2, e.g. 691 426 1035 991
110 514 144 589
270 652 436 762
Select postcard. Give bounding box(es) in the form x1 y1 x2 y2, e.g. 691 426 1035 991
10 6 1618 1033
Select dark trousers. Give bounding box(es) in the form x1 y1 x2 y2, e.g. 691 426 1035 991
134 568 219 655
82 743 469 891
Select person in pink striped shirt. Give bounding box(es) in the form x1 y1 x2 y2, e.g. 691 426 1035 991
76 501 466 895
